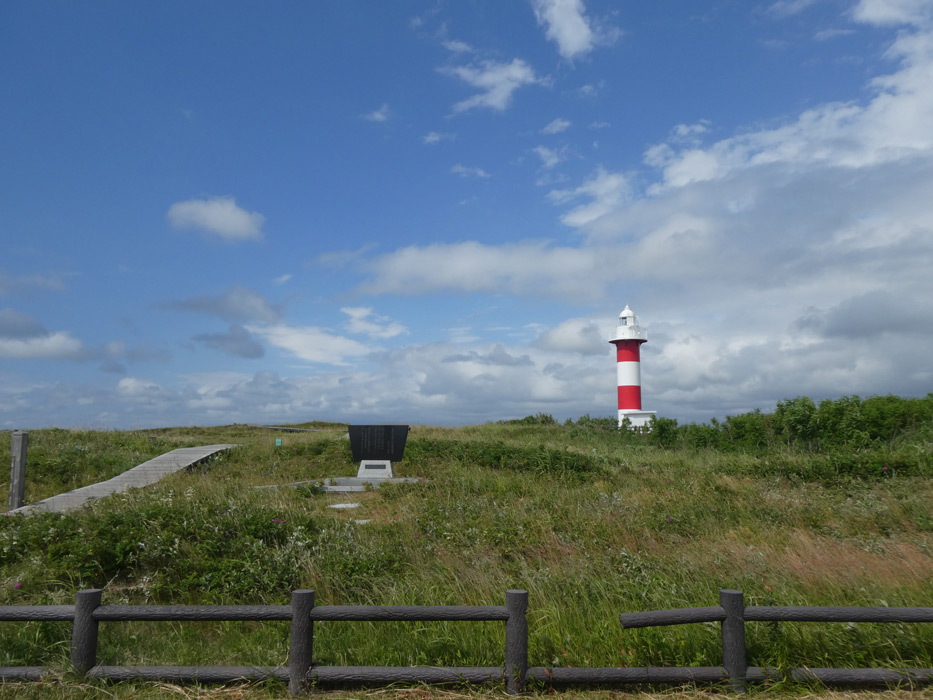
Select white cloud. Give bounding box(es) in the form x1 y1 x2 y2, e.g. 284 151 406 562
249 324 371 365
273 273 292 285
531 0 596 58
541 117 571 134
442 59 541 113
341 307 408 339
423 131 454 144
535 317 606 355
814 28 857 40
533 145 566 169
167 196 265 241
10 2 933 431
547 167 631 226
115 377 165 398
357 241 609 301
671 121 711 141
364 103 391 122
333 9 933 425
0 332 85 360
852 0 933 26
769 0 819 18
443 39 473 53
451 163 491 178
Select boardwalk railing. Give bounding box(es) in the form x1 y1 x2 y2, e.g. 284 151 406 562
2 588 931 693
1 589 528 696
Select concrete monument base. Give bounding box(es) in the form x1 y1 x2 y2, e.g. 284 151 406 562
356 460 394 479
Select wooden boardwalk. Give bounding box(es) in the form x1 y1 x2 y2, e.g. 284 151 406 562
9 444 238 516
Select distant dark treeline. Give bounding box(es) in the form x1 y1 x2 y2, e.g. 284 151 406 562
506 394 933 453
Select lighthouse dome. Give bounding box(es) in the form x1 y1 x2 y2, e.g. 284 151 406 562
610 305 647 341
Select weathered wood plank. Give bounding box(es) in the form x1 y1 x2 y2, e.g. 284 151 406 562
309 605 509 621
8 444 237 516
93 605 291 621
88 665 289 682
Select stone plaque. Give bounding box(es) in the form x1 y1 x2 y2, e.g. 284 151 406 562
348 425 409 463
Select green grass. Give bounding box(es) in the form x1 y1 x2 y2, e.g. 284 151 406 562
1 421 932 698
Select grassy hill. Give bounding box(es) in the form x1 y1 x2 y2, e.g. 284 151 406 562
1 418 931 699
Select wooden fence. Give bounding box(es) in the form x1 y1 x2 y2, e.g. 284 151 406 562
1 588 931 694
1 589 528 695
613 589 933 691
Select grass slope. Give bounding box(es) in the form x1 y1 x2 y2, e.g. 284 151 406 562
1 422 931 699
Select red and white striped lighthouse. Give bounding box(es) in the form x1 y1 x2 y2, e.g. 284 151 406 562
609 305 655 428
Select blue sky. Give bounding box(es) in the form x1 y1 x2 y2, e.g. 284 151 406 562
2 0 932 429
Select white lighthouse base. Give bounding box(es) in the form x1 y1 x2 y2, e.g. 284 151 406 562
618 410 656 430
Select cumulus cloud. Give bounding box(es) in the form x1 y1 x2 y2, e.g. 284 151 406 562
798 290 933 339
531 0 618 59
115 377 166 399
442 345 533 366
768 0 819 18
0 332 86 360
441 59 541 113
852 0 933 26
165 286 283 324
535 317 606 355
341 307 408 339
338 7 933 423
451 163 491 178
547 167 631 226
0 308 89 360
357 240 610 301
531 0 595 58
533 145 567 169
248 324 371 365
443 39 473 53
541 117 571 134
423 131 454 144
193 324 265 358
642 16 933 192
364 103 391 122
8 1 933 431
167 196 265 241
814 28 857 40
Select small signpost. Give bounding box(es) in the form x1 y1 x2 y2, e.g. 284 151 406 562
347 425 409 479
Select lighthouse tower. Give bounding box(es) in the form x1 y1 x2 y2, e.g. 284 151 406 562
609 306 656 429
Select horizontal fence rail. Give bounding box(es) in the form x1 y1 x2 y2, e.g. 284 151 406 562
619 589 933 692
1 588 931 693
0 589 528 696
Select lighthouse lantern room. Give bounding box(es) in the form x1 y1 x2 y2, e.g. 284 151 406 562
609 305 656 429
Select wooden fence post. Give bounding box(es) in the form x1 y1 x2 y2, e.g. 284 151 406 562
9 431 27 511
72 589 103 675
505 590 528 694
720 589 747 693
289 589 315 696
